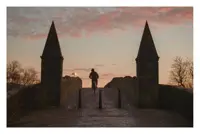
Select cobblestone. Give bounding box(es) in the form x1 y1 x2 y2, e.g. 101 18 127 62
8 88 191 127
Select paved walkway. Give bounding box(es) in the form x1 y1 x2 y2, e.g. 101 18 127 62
8 88 191 127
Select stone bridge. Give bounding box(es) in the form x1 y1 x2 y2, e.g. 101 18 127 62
7 20 193 127
8 88 191 127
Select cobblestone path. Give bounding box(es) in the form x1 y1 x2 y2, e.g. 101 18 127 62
8 88 191 127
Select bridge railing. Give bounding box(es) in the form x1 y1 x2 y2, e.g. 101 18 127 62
100 87 123 109
76 88 122 109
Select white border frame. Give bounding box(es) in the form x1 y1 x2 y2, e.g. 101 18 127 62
1 0 199 133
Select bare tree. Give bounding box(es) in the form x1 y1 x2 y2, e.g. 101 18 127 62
169 56 193 88
185 58 193 88
7 60 39 86
20 68 38 86
7 60 22 84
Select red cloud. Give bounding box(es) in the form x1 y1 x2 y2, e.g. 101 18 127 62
158 7 174 13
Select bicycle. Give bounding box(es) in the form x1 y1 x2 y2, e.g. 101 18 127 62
92 81 97 94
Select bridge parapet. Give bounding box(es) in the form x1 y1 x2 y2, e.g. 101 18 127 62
104 76 138 107
60 77 82 108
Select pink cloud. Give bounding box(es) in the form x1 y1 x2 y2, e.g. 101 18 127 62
158 7 174 13
81 7 192 37
23 30 66 40
181 10 193 19
8 7 193 40
69 31 82 38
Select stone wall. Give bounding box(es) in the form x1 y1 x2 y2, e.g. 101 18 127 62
7 84 43 123
7 76 82 124
104 78 193 124
104 76 138 107
159 84 193 123
60 76 82 108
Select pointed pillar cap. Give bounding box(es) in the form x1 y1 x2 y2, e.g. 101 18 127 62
136 20 159 61
41 21 63 59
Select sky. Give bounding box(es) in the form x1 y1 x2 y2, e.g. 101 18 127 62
7 7 193 87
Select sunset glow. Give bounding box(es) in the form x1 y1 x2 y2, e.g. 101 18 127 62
7 7 193 87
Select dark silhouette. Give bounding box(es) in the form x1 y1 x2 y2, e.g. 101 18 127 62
169 56 193 88
78 88 82 108
7 60 39 86
118 88 121 108
99 89 102 109
89 68 99 94
41 21 64 107
135 21 159 108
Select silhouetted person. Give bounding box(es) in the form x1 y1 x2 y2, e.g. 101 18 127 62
89 68 99 94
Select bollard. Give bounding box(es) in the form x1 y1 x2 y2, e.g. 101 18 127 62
78 88 82 109
118 88 121 108
99 89 102 109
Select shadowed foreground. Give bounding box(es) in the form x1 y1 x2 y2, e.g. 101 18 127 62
8 88 191 127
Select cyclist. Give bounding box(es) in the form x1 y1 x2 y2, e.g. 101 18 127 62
89 68 99 94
